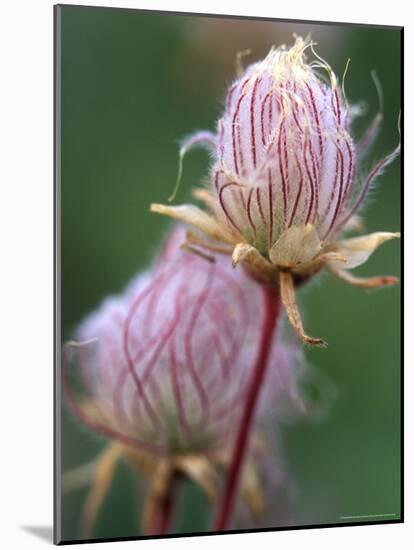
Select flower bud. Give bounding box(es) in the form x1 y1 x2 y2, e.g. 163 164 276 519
213 36 353 251
63 227 307 535
151 36 399 346
64 227 303 456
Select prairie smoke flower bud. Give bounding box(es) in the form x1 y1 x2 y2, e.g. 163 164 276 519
63 227 303 535
151 37 400 345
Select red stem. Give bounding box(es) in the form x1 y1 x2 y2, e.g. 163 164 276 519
214 284 280 531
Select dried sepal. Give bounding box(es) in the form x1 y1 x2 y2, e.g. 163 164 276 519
80 443 124 539
210 433 271 522
150 203 235 244
289 251 348 278
269 225 322 269
333 231 400 269
232 242 276 282
279 271 325 347
328 265 399 289
142 459 173 535
174 454 218 502
239 458 264 519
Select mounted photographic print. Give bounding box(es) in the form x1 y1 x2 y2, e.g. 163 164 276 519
54 4 403 544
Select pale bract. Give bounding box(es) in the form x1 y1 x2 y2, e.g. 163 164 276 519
151 36 400 345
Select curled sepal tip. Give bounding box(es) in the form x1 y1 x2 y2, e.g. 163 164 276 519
279 271 326 347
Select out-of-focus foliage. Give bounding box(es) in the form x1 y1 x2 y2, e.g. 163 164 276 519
59 6 401 541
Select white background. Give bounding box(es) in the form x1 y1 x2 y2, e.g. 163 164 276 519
0 0 410 548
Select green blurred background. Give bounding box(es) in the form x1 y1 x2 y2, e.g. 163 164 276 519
58 5 401 542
